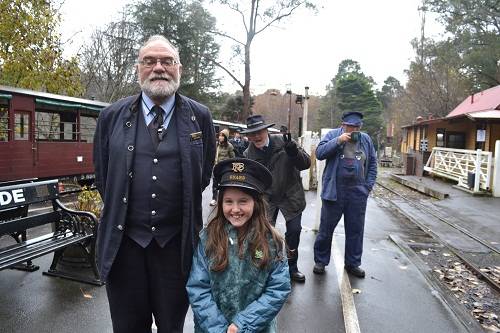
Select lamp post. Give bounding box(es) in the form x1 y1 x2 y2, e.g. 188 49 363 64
303 86 309 134
286 89 292 134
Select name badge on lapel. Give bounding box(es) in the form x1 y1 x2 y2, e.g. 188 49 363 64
190 131 202 141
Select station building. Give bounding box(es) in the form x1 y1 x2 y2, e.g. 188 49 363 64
400 85 500 195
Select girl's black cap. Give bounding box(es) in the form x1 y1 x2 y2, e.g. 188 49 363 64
213 158 272 194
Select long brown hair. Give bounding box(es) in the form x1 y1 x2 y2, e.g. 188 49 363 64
205 187 284 272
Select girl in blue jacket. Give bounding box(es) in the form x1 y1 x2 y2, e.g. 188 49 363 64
187 158 291 333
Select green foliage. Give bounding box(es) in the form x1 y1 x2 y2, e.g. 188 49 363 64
377 76 403 110
336 73 383 139
75 187 102 219
316 59 382 138
80 0 220 104
0 0 82 96
132 0 221 104
427 0 500 90
221 94 255 122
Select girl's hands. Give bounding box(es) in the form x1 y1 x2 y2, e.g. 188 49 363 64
227 323 239 333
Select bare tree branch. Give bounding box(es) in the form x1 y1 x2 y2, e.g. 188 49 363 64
209 30 244 46
255 2 303 35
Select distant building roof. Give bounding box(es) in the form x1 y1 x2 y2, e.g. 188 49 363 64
446 85 500 118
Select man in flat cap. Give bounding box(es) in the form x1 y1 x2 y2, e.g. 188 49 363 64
242 115 311 282
313 111 377 278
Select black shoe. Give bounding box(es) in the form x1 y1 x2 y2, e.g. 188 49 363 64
290 270 306 282
313 263 325 274
345 265 365 278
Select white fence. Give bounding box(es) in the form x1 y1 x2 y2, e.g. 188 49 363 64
424 147 493 193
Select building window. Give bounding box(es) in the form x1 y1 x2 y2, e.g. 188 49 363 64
447 132 466 149
0 106 8 142
436 128 445 147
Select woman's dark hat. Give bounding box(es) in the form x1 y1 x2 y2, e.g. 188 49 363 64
213 158 272 194
341 111 363 126
240 115 275 134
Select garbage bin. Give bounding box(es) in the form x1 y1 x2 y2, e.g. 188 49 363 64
404 154 416 175
467 172 475 189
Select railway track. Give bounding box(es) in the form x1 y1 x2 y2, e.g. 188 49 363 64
375 180 500 293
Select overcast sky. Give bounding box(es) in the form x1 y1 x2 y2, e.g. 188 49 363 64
59 0 444 96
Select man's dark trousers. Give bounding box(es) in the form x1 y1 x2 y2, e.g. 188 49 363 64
106 235 188 333
313 184 368 268
271 209 302 272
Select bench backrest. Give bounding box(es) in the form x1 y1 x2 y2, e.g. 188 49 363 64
0 180 59 210
0 180 60 236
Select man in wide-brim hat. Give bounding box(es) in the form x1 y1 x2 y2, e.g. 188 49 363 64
242 114 311 283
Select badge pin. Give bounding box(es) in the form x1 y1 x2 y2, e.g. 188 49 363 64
232 162 245 172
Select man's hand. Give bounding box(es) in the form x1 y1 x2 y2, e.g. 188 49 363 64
337 132 351 144
227 323 239 333
283 133 299 156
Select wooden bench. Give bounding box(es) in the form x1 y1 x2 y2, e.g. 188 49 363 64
0 179 102 285
379 157 393 167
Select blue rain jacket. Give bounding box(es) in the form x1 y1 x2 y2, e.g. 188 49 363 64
316 127 377 201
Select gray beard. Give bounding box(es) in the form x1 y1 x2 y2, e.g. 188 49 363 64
140 78 180 101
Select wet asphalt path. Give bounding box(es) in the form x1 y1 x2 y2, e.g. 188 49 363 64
0 186 469 332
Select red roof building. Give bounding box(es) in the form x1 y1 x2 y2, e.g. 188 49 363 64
446 85 500 119
401 85 500 161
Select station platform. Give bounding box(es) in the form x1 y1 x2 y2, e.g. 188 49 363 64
389 171 500 249
0 181 477 333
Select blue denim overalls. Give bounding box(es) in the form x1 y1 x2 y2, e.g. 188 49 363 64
314 140 369 267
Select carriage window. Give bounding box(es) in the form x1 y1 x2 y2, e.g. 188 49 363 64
14 112 30 141
0 106 8 141
80 116 97 143
36 111 60 141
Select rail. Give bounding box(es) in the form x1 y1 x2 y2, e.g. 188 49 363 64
376 180 500 293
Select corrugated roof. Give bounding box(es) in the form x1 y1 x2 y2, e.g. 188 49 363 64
465 110 500 119
446 85 500 118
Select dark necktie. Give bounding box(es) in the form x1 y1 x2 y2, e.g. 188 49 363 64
148 105 164 147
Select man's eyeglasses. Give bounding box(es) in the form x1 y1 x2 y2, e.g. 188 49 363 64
139 57 180 68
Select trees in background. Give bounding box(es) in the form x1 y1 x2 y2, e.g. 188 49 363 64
403 38 472 119
0 0 82 95
317 60 383 142
427 0 499 90
133 0 220 105
210 0 316 121
79 14 138 102
80 0 220 105
373 0 499 154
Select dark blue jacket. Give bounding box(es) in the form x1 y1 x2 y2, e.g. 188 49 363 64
316 127 377 201
93 93 216 281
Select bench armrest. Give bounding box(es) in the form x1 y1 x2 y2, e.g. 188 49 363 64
54 199 98 227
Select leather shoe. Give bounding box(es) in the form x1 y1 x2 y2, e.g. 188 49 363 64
345 265 365 278
313 263 325 274
290 270 306 282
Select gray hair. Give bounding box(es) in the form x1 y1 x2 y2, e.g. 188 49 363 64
138 35 180 61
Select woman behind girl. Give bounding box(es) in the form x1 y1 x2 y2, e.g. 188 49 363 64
187 158 291 333
210 129 236 206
